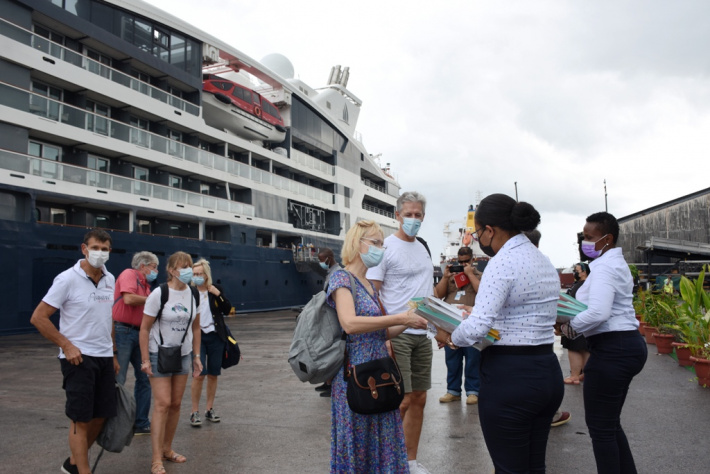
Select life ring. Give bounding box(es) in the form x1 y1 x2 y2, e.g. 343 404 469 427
253 105 262 117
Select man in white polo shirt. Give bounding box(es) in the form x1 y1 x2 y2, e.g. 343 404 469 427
367 191 434 474
31 229 118 474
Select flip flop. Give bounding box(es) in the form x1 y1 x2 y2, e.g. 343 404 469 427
151 461 166 474
163 451 187 463
563 376 580 385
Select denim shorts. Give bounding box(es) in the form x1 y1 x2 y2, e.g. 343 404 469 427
200 330 224 376
149 352 192 378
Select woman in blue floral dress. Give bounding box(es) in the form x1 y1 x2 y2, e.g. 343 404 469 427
327 220 428 473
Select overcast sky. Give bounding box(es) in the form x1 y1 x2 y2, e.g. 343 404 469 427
144 0 710 267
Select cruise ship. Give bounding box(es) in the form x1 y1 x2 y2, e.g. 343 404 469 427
0 0 401 335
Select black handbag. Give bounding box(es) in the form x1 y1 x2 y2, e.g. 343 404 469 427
345 354 405 415
156 288 194 373
221 325 241 369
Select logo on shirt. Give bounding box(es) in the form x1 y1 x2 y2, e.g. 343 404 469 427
88 292 112 303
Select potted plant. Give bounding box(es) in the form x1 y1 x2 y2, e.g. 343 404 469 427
653 294 680 354
669 266 710 385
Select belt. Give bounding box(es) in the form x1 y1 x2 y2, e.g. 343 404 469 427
115 321 141 331
486 344 553 356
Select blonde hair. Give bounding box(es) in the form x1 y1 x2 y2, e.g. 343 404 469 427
192 259 212 287
165 251 193 282
341 220 383 266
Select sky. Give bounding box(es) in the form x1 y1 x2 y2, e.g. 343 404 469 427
144 0 710 268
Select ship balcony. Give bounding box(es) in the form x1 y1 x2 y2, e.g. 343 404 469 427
362 203 395 219
0 17 199 116
290 149 335 177
362 178 385 193
0 81 334 206
0 148 256 217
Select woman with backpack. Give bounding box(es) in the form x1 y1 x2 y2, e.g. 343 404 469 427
189 259 233 426
326 220 428 473
139 251 202 474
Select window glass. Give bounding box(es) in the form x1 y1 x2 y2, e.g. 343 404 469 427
133 19 152 52
169 175 182 188
134 167 148 180
171 33 186 70
231 86 244 101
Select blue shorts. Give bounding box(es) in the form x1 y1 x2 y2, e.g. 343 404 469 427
149 352 192 378
200 330 224 376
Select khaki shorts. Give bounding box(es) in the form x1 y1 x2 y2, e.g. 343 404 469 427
391 333 433 393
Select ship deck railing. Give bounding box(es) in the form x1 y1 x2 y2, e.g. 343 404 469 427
362 203 395 219
0 17 199 116
362 178 385 193
0 82 333 205
293 248 320 263
0 148 256 217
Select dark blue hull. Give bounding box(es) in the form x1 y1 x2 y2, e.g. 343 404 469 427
0 219 337 335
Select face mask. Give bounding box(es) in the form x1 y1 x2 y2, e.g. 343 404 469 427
146 269 158 282
177 267 193 284
581 234 609 259
192 276 205 286
87 250 109 268
402 218 422 237
478 229 496 258
360 245 385 268
319 262 329 270
573 271 580 281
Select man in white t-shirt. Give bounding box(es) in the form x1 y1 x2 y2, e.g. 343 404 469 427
367 191 434 474
31 229 118 474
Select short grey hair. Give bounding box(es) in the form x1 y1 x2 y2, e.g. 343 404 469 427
131 251 158 269
396 191 427 214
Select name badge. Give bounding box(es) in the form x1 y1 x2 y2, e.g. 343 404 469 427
455 290 466 301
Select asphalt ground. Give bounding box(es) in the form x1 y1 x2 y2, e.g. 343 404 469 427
1 310 708 473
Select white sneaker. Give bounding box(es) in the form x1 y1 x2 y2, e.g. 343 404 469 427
408 460 432 474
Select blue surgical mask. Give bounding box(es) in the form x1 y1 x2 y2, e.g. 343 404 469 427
319 262 329 270
192 276 205 286
178 267 193 284
146 269 158 282
402 217 422 237
360 245 385 268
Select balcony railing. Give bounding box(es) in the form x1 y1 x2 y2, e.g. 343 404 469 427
291 149 334 176
0 148 255 217
362 178 385 193
0 17 199 116
0 81 333 205
362 203 395 219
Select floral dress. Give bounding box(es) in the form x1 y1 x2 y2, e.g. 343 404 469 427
326 269 409 474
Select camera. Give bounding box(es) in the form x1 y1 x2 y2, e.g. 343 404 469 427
449 264 464 273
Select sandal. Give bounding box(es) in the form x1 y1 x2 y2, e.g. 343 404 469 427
151 461 166 474
563 376 580 385
163 450 187 463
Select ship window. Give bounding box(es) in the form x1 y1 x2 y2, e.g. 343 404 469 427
94 215 109 228
129 116 149 147
32 24 66 59
169 175 182 189
231 87 244 101
29 141 62 179
133 19 152 53
86 100 111 136
343 104 349 123
30 82 62 120
86 48 112 79
200 184 210 195
170 33 186 70
130 70 150 95
241 233 246 244
137 220 151 234
169 224 182 236
214 82 233 92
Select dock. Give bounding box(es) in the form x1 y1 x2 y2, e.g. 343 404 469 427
1 310 708 473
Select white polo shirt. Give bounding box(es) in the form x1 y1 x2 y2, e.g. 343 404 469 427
43 260 116 358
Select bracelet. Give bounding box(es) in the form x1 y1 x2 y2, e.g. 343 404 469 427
141 360 150 367
446 338 458 350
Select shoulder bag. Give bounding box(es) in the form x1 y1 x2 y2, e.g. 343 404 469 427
156 285 194 373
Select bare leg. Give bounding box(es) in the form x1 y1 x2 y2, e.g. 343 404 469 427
569 350 590 378
162 374 189 456
149 377 173 464
68 418 105 474
205 375 218 410
191 374 205 413
399 391 427 461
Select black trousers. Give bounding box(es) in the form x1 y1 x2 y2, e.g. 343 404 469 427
478 345 564 474
584 330 647 474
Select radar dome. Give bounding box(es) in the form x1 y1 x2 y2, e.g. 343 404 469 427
261 54 294 79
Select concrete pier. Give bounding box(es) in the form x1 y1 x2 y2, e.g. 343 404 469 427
1 310 708 473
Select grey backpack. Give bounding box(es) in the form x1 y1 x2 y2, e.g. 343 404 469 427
288 271 356 384
97 382 136 453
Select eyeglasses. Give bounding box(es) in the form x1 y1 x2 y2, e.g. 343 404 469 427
472 227 486 239
361 238 386 249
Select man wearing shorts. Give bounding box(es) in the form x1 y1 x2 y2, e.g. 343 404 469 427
367 191 434 474
31 229 118 474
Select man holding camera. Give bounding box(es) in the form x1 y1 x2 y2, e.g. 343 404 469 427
433 246 482 405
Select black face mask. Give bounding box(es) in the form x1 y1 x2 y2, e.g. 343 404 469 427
479 228 496 258
573 271 580 281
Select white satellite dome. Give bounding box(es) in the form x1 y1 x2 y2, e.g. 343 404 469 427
261 53 294 79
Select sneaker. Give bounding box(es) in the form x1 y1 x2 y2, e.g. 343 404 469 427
133 426 150 436
439 392 461 403
190 411 202 426
408 460 432 474
314 382 330 392
551 411 571 427
61 457 79 474
466 394 479 405
319 387 332 397
205 408 221 423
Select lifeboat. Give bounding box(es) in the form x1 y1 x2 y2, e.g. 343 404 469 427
202 74 287 142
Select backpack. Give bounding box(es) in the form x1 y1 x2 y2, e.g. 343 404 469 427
288 271 356 384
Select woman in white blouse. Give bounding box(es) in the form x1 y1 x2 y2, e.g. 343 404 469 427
435 193 563 473
564 212 647 474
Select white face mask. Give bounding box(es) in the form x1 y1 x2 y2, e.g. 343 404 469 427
87 250 110 268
